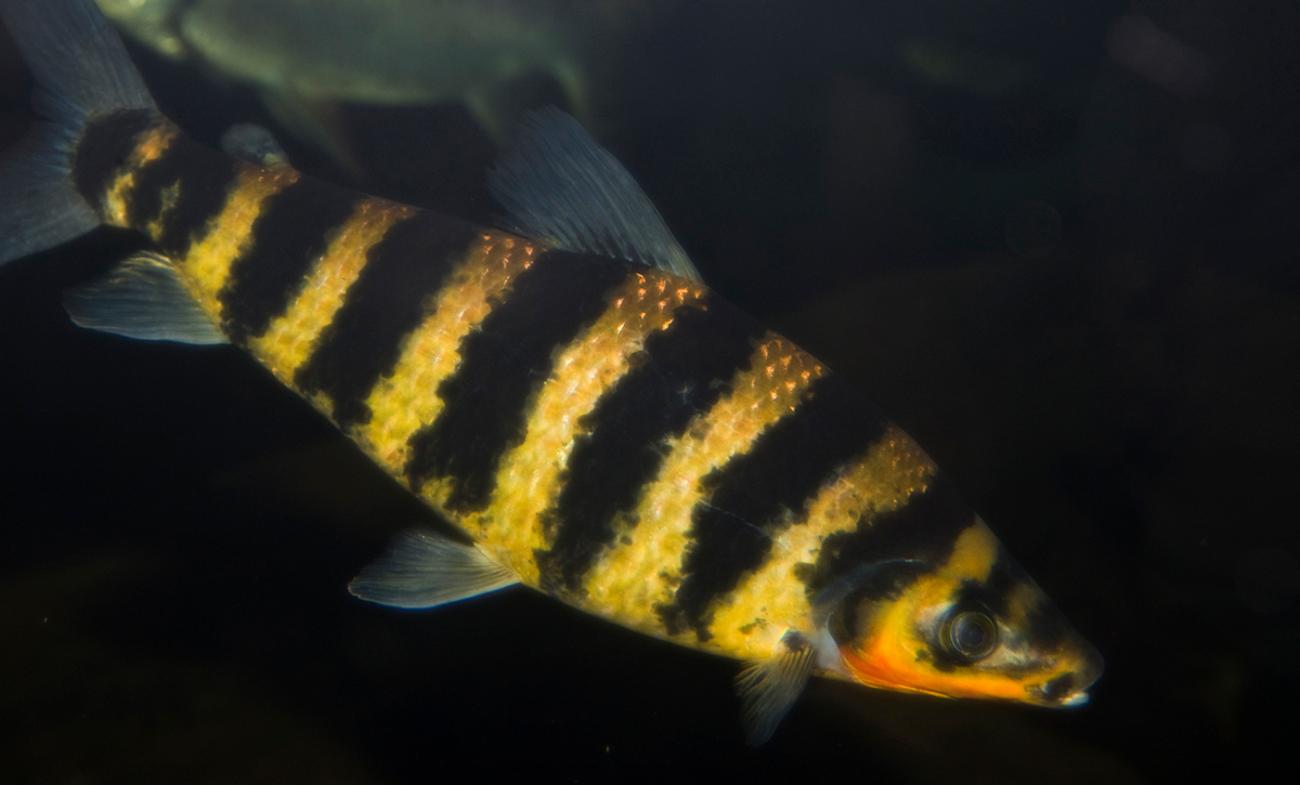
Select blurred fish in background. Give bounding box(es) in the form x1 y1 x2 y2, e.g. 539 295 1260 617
95 0 665 174
898 37 1034 98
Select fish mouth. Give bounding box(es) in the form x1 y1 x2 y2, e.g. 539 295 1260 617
1030 643 1104 707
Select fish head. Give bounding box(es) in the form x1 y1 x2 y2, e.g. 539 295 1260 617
95 0 189 59
821 519 1103 707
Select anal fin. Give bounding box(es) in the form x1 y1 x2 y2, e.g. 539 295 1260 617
63 252 228 345
349 528 520 609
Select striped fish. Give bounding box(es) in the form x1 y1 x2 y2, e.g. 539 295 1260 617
0 0 1102 743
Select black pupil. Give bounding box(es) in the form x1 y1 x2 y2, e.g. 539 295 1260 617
952 612 995 657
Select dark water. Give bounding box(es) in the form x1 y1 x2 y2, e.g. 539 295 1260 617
1 1 1297 783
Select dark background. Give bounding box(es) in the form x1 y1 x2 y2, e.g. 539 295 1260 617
2 1 1297 783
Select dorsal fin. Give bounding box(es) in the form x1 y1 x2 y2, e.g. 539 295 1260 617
488 108 703 283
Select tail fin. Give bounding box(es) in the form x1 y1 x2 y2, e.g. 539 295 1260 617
0 0 155 266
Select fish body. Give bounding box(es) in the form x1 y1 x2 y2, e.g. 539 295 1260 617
0 0 1102 741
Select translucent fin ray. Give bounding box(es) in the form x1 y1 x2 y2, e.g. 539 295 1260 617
63 252 228 345
348 528 520 609
0 124 100 266
735 633 817 745
0 0 154 127
0 0 155 266
488 108 703 282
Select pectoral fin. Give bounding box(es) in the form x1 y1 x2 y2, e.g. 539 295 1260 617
735 632 817 745
348 528 519 609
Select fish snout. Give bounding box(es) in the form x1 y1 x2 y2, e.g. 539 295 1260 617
1035 641 1104 706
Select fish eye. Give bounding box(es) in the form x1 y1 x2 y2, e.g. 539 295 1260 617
942 609 999 661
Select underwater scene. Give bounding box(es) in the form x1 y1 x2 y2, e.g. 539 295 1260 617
0 1 1296 782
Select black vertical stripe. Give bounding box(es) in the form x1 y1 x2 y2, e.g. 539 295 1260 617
538 298 763 594
662 374 889 639
955 552 1022 619
404 250 630 511
293 210 478 427
218 178 362 343
127 132 241 256
71 109 157 208
802 474 974 601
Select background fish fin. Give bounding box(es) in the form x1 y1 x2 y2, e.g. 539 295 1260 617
63 252 228 345
488 107 703 283
551 59 595 133
221 123 291 168
348 528 520 610
735 633 817 746
464 80 529 147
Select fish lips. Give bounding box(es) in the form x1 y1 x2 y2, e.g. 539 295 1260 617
1028 641 1104 707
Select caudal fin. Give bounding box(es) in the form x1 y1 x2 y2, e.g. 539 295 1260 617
0 0 155 266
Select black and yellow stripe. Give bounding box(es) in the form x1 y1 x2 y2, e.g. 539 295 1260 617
292 211 483 426
405 250 631 510
356 232 537 470
412 270 710 583
662 375 888 640
806 475 976 603
540 300 763 592
218 178 363 343
574 335 824 638
126 131 243 255
248 199 417 389
81 115 992 668
71 109 159 214
705 424 937 653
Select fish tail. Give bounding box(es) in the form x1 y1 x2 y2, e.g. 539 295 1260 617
0 0 155 266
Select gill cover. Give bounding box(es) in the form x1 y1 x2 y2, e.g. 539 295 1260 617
827 522 1103 707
